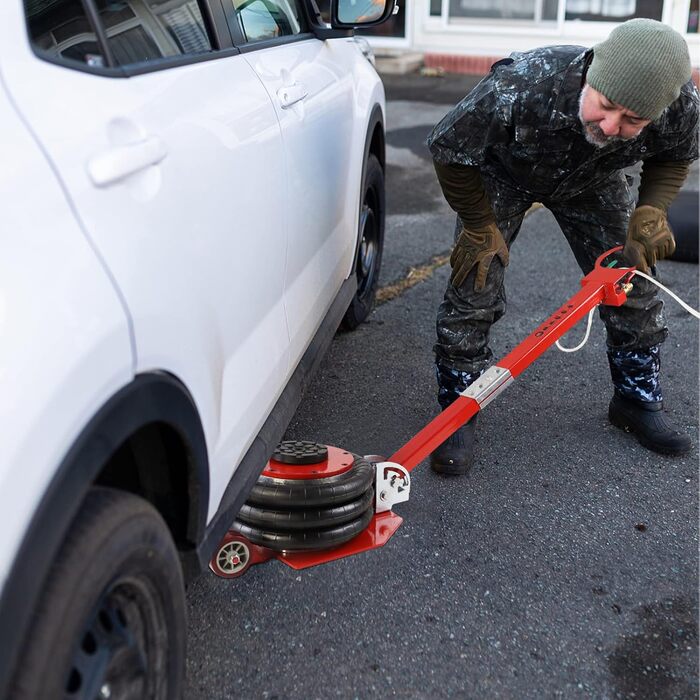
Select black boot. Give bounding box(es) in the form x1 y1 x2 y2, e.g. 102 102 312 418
432 364 482 475
430 415 478 475
608 393 692 456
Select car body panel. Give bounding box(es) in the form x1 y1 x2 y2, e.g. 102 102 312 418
0 5 293 521
0 71 133 588
244 35 386 371
0 4 387 687
244 37 356 364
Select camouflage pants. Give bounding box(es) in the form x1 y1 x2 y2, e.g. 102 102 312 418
435 170 666 404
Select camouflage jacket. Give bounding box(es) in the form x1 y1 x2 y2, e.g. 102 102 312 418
427 46 699 199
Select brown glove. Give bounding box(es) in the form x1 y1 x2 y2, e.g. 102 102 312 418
623 205 676 273
450 222 509 291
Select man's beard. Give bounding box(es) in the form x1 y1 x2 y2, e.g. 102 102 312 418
578 86 626 148
581 121 624 147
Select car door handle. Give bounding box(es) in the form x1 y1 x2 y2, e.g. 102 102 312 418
87 135 168 187
277 83 308 109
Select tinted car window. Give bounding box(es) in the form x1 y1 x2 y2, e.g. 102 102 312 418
25 0 212 69
25 0 106 67
230 0 304 43
96 0 213 65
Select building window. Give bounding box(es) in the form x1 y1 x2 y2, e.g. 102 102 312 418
448 0 558 21
430 0 442 16
564 0 662 22
446 0 666 23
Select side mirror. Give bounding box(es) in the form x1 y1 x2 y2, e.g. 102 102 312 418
330 0 398 28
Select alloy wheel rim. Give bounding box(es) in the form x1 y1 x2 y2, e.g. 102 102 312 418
66 580 165 700
357 195 379 299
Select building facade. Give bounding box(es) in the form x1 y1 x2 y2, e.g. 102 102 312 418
365 0 699 74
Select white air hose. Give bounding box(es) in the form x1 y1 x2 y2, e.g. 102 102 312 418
633 270 700 320
556 270 700 353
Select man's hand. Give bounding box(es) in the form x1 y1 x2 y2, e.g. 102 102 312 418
450 222 509 291
623 205 676 273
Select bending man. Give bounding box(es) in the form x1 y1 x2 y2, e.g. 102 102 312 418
427 19 698 474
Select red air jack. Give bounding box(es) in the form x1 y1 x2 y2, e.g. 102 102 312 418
210 248 635 578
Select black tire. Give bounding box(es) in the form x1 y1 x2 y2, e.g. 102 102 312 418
668 189 699 263
247 455 374 508
11 487 186 700
231 504 374 552
237 488 374 530
341 154 385 330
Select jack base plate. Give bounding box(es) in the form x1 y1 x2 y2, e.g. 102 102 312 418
274 511 403 570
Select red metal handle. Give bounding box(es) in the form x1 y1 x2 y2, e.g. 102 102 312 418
389 248 636 472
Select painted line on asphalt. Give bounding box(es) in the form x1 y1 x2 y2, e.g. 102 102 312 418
376 252 450 306
376 205 543 306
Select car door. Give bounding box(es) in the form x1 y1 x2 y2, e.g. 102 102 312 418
221 0 357 366
1 0 290 515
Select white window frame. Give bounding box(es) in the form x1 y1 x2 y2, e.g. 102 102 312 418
418 0 697 67
423 0 695 40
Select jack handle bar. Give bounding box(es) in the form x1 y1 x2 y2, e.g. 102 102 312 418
389 246 636 472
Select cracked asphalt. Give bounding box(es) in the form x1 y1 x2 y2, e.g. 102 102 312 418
185 73 699 699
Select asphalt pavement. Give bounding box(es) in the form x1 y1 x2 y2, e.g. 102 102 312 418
185 72 699 699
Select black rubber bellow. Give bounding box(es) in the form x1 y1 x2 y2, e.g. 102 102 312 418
231 505 374 552
237 489 374 531
247 455 374 508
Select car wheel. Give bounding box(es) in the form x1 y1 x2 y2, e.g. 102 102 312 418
11 487 186 700
342 153 385 330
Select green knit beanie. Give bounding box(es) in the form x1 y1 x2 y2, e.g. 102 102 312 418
587 18 691 120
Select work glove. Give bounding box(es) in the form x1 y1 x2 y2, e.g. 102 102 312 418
622 205 676 273
450 222 509 291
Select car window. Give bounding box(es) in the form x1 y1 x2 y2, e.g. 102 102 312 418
229 0 304 43
314 0 330 23
25 0 106 67
24 0 213 69
96 0 213 65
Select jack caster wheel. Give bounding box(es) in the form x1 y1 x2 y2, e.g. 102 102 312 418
209 533 252 579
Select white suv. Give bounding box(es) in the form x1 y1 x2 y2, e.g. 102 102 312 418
0 0 392 696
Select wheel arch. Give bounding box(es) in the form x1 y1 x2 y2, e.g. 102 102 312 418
0 372 209 698
366 103 385 172
350 103 385 273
